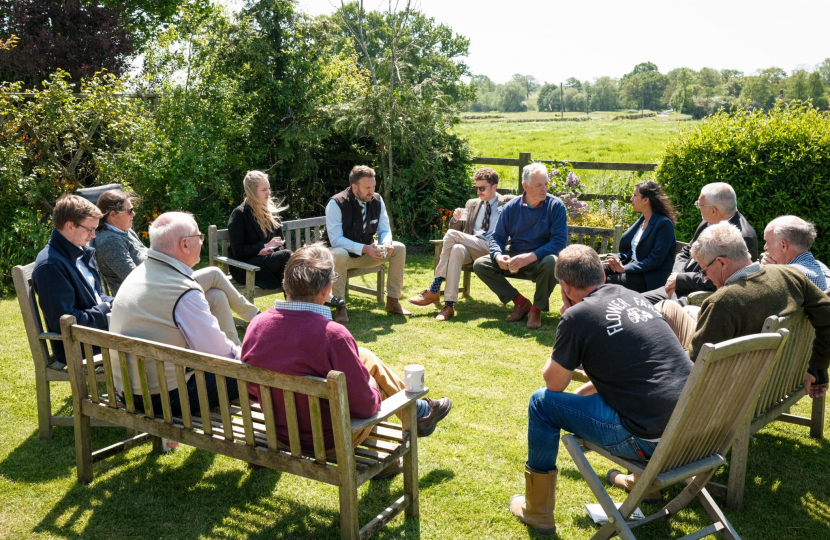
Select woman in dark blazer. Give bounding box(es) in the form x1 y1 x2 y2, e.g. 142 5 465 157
228 171 293 290
604 180 677 293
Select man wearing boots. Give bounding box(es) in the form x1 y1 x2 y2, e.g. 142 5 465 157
324 165 410 324
408 168 512 321
473 163 568 330
509 245 692 533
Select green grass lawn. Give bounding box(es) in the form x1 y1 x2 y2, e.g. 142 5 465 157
453 113 700 192
1 254 828 539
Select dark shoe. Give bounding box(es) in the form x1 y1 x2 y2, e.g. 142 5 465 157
417 397 452 437
386 297 412 316
48 361 67 371
375 457 404 480
325 295 346 308
435 305 454 322
606 469 662 504
505 300 531 323
526 309 541 330
409 289 440 306
334 306 349 324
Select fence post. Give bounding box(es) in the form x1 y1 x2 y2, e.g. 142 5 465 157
517 152 531 195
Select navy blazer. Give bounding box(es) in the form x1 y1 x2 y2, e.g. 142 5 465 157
615 213 676 290
32 229 114 363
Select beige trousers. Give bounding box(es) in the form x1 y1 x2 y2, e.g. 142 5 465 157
348 347 406 449
657 300 699 351
435 229 490 302
193 266 259 346
330 241 406 300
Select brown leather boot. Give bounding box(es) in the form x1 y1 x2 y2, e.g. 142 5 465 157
409 289 440 306
334 306 349 324
435 305 454 322
526 309 542 330
509 466 557 534
505 300 531 322
607 469 662 504
386 297 412 316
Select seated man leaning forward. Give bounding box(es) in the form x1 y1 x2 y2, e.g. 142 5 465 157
241 245 451 476
409 167 511 321
657 222 830 400
472 162 568 330
508 245 693 534
324 165 409 324
33 194 114 369
109 212 242 416
762 215 828 291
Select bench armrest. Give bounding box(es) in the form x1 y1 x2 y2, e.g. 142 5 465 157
213 256 260 272
350 388 428 434
429 239 444 245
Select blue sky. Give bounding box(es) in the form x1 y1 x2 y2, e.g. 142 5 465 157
222 0 830 83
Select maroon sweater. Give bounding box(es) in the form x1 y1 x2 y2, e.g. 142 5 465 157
241 308 382 451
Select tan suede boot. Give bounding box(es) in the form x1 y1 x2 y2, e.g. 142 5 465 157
607 469 662 504
509 466 557 534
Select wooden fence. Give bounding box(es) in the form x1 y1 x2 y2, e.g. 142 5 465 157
473 152 657 197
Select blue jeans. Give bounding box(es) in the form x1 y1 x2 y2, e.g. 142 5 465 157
527 389 659 473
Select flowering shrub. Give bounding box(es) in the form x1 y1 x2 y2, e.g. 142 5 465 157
544 163 589 220
432 208 455 239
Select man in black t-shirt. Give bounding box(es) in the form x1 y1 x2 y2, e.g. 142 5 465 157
508 245 693 534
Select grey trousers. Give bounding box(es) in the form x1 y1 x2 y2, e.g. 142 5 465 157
472 251 558 312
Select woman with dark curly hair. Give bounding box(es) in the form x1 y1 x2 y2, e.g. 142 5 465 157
604 181 677 293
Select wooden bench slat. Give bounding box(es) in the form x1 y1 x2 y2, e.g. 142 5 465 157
118 351 134 413
216 375 233 441
237 379 256 446
156 360 173 424
283 390 302 457
195 371 213 436
136 356 154 419
308 396 327 464
174 365 192 429
257 386 279 452
83 343 99 403
102 349 117 408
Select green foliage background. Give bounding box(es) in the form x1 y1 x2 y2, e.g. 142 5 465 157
656 102 830 262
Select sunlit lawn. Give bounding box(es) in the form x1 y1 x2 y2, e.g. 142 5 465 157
1 254 828 539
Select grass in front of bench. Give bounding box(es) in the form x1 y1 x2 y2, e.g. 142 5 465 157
0 253 828 539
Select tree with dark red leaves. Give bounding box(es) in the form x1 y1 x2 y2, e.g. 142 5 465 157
0 0 135 87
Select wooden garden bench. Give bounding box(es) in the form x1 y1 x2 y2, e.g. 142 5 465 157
208 217 385 305
12 262 113 439
60 314 425 540
563 329 789 540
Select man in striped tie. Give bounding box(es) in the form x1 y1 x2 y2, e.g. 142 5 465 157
409 168 512 321
324 165 409 324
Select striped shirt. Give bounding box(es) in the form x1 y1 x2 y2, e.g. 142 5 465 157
788 251 828 291
274 299 333 321
726 262 762 285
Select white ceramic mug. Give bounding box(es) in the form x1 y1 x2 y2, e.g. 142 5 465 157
404 364 425 393
377 243 387 259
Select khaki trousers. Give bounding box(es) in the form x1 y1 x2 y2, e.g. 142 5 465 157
330 241 406 300
347 347 406 449
657 300 699 351
193 266 259 346
435 229 490 302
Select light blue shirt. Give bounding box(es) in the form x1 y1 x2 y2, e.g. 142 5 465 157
325 196 392 256
76 256 103 304
788 251 828 291
274 299 333 320
472 196 501 243
169 258 240 360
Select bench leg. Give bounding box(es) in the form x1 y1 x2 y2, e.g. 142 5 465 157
74 412 93 484
376 266 385 303
462 270 471 299
402 403 419 518
811 394 826 439
338 478 360 540
35 367 53 440
245 270 256 305
726 421 750 511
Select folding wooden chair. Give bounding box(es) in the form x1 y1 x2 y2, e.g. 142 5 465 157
562 329 789 540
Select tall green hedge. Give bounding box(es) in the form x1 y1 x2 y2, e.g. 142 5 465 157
656 102 830 262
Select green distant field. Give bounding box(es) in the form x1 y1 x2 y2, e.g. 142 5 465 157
453 112 700 191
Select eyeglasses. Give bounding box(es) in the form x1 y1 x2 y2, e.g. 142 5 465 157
76 223 96 236
119 207 136 215
182 233 205 242
700 255 727 277
331 272 340 283
694 200 714 210
475 185 489 192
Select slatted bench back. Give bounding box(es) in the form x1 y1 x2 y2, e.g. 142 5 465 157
757 311 815 419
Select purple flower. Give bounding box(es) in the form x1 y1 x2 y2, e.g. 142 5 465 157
566 171 580 188
549 168 560 178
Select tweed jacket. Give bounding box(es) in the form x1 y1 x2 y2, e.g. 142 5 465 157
449 193 514 235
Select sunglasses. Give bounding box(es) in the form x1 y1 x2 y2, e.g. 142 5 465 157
475 185 490 192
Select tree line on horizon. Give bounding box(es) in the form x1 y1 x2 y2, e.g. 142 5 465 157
465 61 830 118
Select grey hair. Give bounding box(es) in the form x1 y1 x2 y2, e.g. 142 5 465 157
282 244 335 302
690 222 750 264
522 162 549 186
765 215 816 252
554 244 605 290
149 212 197 256
700 182 737 215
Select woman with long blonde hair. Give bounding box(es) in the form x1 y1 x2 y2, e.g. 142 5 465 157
228 171 294 290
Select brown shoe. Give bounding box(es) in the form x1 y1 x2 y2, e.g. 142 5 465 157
409 289 440 306
526 310 541 330
436 305 454 322
607 469 662 504
334 306 349 324
509 466 557 534
386 297 412 316
417 397 452 437
505 300 531 322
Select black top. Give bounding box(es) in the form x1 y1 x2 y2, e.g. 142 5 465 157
227 202 286 287
615 213 677 290
553 284 693 439
323 186 382 255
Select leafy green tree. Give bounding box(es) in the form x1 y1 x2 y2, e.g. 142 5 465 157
720 69 743 83
564 77 582 91
511 74 539 99
817 58 830 86
621 70 667 112
501 81 527 112
628 62 659 76
537 83 561 112
669 68 695 113
100 0 186 51
740 75 773 108
591 76 619 111
809 71 828 110
787 70 810 101
697 67 720 94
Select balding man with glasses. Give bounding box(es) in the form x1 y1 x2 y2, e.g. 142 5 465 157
643 182 758 305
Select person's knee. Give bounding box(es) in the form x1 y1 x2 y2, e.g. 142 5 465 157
391 241 405 256
330 248 350 266
528 387 548 417
472 255 491 273
444 229 463 243
538 254 557 271
450 244 468 258
203 288 224 308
